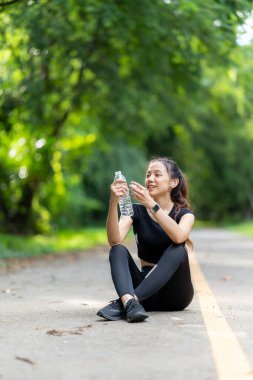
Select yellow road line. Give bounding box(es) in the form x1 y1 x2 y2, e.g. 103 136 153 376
190 250 253 380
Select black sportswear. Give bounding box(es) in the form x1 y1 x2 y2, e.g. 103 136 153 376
100 204 195 314
131 203 194 264
109 244 194 311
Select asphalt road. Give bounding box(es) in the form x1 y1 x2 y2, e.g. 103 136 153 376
0 228 253 380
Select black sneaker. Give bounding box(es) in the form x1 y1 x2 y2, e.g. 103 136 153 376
125 298 148 323
97 299 126 321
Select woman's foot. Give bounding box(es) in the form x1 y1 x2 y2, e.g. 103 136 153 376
124 298 148 323
97 299 126 321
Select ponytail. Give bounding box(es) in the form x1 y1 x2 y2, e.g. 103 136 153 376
148 157 193 249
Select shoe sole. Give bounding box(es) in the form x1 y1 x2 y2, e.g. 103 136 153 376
97 310 126 321
127 313 149 323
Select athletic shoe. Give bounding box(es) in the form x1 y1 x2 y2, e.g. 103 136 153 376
125 298 149 323
97 299 126 321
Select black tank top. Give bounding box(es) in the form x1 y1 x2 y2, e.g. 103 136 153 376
130 203 194 264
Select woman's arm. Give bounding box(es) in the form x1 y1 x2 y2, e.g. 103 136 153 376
106 179 133 246
129 181 194 244
149 210 194 244
106 200 133 246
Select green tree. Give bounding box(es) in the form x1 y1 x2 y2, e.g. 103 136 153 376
0 0 252 233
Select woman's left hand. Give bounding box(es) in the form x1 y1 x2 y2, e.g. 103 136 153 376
129 181 154 209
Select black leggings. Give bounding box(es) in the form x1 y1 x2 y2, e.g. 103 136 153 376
109 244 194 311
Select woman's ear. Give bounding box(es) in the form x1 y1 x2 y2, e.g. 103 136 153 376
171 178 179 188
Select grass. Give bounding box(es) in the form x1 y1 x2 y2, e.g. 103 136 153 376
194 218 253 237
0 227 108 260
1 218 252 264
193 220 219 228
225 220 253 237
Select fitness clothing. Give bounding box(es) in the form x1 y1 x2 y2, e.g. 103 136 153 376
131 203 194 264
109 204 194 311
109 244 194 311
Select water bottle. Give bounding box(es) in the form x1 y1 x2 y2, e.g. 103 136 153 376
114 171 134 217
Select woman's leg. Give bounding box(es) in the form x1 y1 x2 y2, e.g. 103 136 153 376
134 244 194 311
109 244 144 298
158 251 194 311
97 245 148 322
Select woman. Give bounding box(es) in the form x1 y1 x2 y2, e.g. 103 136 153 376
97 157 195 323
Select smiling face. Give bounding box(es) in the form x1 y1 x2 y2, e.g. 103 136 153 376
145 161 178 198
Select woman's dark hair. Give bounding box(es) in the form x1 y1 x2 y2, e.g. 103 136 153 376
148 156 193 248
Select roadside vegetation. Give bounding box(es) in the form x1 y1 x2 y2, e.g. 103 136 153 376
3 219 253 263
0 228 108 261
225 221 253 237
0 228 136 263
194 220 253 237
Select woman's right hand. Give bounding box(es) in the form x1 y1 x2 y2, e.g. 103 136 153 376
110 179 129 203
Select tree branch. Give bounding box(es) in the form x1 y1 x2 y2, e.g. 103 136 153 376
0 0 23 6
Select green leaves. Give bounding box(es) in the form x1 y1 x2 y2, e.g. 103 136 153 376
0 0 253 233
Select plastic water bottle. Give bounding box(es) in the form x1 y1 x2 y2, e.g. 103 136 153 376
114 171 134 217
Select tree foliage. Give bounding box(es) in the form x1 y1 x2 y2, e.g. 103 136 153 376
0 0 252 233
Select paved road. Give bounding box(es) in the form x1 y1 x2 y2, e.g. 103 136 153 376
0 228 253 380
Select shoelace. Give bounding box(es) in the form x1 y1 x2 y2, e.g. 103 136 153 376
109 299 121 308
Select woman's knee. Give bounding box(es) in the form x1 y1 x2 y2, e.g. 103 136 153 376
109 244 129 262
163 244 187 263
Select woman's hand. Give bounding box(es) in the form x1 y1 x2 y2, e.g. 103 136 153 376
129 181 155 209
110 179 129 204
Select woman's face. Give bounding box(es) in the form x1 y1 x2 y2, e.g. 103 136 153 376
145 161 175 197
